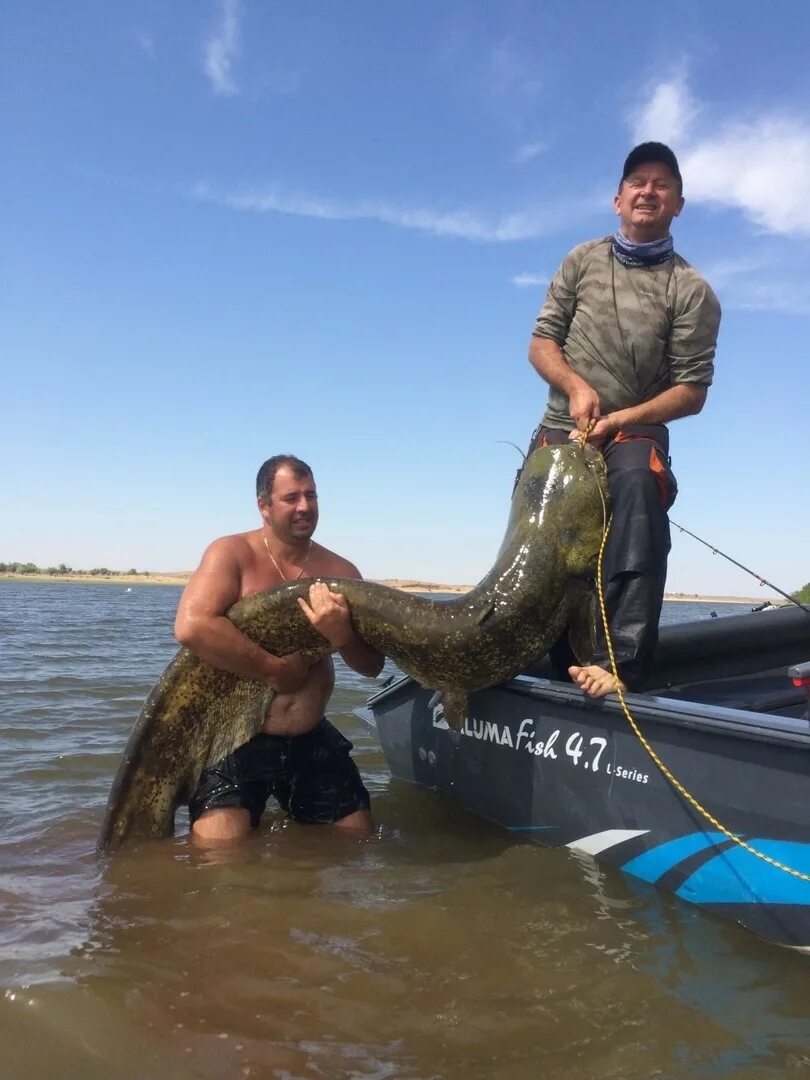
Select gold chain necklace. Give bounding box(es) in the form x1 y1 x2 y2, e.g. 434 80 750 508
263 535 312 582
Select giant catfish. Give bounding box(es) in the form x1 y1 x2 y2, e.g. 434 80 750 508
98 442 609 851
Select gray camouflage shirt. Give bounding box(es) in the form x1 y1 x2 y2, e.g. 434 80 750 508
533 236 721 430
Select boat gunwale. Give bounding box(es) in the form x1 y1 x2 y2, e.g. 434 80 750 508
364 673 810 751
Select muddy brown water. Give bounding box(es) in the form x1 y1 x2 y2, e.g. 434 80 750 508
1 581 808 1079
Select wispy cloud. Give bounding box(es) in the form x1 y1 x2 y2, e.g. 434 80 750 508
133 29 155 59
204 0 241 97
629 77 810 236
725 281 810 315
683 120 810 235
191 181 598 243
698 256 768 288
694 255 809 314
437 24 545 138
630 74 698 146
513 141 546 165
511 272 549 288
488 40 543 101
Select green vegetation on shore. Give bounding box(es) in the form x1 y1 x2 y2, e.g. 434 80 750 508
795 582 810 603
1 562 148 578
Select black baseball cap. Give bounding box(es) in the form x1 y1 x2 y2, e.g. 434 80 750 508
621 142 682 189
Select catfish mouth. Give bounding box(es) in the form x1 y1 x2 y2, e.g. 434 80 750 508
519 442 606 501
580 442 607 483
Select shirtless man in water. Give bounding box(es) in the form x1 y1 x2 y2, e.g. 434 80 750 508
174 454 384 842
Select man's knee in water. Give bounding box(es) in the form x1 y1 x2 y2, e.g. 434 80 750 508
191 807 252 843
332 807 374 836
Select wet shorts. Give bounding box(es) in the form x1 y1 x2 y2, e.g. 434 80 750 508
188 718 370 828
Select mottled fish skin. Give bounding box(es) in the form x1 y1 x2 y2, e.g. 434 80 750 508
98 443 608 851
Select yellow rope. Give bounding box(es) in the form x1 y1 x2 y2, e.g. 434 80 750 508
594 511 810 883
575 420 596 448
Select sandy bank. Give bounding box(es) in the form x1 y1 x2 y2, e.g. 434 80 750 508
0 573 785 605
663 593 783 605
374 579 473 594
0 572 190 587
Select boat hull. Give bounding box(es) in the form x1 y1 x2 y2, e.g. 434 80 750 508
361 672 810 950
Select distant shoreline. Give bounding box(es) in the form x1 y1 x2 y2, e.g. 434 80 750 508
0 572 783 605
0 572 189 587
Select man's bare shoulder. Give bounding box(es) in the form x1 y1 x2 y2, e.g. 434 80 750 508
196 531 259 572
191 529 261 587
309 541 363 580
179 531 262 617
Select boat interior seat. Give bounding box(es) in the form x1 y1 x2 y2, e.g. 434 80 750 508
655 671 809 718
522 607 810 719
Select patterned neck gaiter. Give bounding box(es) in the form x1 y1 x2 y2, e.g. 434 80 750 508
612 229 674 268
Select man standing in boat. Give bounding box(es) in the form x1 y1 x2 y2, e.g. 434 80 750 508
174 454 384 841
526 142 721 697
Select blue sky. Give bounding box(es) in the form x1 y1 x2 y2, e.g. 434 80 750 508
3 1 809 596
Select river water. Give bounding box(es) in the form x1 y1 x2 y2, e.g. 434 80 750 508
1 580 808 1079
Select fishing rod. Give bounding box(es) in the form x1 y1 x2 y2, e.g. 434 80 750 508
669 519 810 616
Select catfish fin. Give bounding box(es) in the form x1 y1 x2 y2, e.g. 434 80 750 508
567 583 598 665
205 684 277 767
441 690 469 732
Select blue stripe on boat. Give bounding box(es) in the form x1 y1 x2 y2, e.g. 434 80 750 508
621 832 727 882
677 841 810 905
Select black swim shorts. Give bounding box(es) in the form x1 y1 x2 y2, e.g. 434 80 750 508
188 718 370 828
